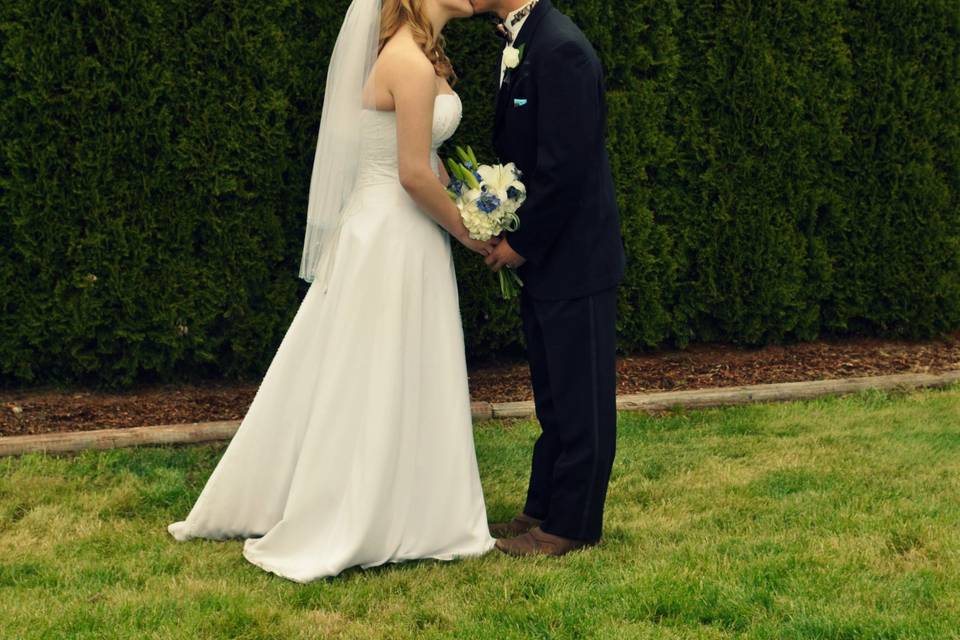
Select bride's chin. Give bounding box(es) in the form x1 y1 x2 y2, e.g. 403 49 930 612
450 1 475 19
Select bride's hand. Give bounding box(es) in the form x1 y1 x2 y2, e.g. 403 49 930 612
456 230 500 257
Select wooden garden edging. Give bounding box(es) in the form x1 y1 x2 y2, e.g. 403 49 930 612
2 371 959 458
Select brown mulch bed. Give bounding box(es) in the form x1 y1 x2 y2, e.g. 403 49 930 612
3 333 960 437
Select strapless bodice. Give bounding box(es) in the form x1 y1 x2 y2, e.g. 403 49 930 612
354 93 463 189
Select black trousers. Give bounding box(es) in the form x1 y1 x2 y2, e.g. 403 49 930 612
520 285 618 542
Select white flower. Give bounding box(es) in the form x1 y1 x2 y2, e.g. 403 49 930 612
462 188 483 207
501 198 520 215
477 163 526 207
454 165 527 241
502 46 521 69
459 189 498 241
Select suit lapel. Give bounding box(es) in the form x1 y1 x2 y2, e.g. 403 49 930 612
494 0 553 133
509 0 552 59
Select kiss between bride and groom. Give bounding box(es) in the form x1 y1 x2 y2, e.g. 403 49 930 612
168 0 625 583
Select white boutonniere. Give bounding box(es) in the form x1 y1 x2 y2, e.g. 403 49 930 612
502 43 526 70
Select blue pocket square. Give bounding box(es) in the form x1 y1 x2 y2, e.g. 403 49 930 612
513 98 528 107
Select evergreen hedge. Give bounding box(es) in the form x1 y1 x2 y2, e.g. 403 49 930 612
1 0 958 387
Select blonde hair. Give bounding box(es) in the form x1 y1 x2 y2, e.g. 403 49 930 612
379 0 457 85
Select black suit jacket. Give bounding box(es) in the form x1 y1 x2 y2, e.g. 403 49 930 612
494 0 625 300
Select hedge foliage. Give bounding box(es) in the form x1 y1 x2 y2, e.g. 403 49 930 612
1 0 958 387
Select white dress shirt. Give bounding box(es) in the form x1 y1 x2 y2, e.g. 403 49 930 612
499 2 536 87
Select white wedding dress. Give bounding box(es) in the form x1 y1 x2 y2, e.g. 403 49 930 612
168 92 496 582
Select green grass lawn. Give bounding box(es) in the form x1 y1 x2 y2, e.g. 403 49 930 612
2 387 960 639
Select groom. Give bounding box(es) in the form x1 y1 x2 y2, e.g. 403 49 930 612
471 0 626 556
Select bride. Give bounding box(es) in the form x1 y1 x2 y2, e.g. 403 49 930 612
167 0 499 582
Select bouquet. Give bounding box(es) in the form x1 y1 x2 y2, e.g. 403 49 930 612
446 146 527 299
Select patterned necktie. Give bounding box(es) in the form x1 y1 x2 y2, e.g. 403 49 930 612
493 16 512 44
493 0 540 45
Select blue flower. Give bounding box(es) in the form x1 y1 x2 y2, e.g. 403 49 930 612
507 186 522 201
475 192 502 214
449 180 465 196
464 161 474 170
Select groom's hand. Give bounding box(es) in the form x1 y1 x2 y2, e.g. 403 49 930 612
485 237 526 272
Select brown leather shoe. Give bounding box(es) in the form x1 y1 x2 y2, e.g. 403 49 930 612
489 513 543 539
494 526 595 557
